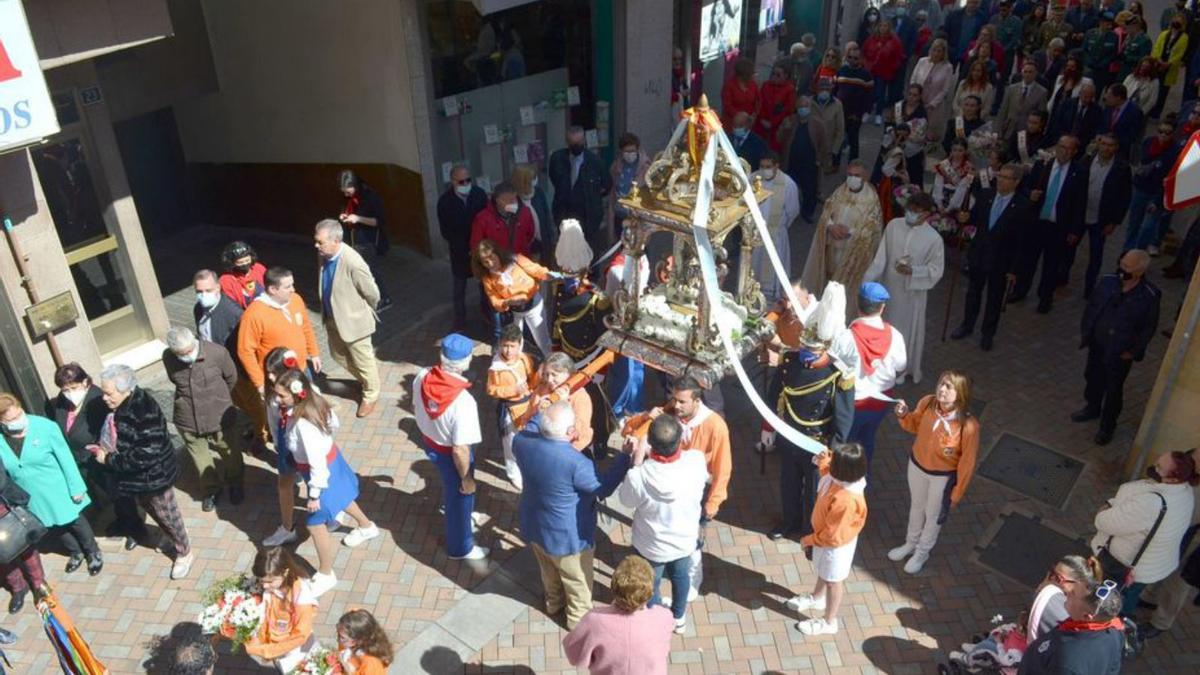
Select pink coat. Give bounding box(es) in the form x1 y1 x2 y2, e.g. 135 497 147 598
562 604 673 675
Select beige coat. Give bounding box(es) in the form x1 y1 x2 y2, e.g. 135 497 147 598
319 244 380 343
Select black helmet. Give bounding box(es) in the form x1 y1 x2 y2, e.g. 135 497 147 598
221 241 257 268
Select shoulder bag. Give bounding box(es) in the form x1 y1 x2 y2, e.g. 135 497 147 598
1096 492 1166 589
0 496 47 565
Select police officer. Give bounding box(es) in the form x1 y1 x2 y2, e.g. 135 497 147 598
1072 249 1161 446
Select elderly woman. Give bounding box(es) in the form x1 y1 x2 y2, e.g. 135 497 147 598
1092 450 1197 613
46 363 110 503
562 555 673 674
0 457 48 613
92 364 194 580
529 353 596 454
0 393 102 577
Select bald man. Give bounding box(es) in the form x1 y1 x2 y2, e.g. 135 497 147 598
1073 249 1161 446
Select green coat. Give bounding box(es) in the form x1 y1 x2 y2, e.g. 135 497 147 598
1119 33 1153 81
0 415 89 526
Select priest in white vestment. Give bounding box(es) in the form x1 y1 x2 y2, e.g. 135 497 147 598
751 154 800 302
801 160 883 309
864 191 945 384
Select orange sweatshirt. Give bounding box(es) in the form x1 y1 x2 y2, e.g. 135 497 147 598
623 403 732 517
528 386 594 451
481 255 550 312
237 294 320 388
343 653 387 674
486 353 538 400
245 580 317 661
800 454 868 549
897 395 980 505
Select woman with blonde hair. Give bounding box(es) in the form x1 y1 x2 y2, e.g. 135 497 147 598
910 38 955 140
563 555 673 674
953 58 996 120
886 370 980 574
509 164 553 260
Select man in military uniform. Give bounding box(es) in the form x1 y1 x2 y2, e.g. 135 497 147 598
1082 12 1120 93
769 282 855 540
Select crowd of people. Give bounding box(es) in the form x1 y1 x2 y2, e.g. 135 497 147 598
2 2 1200 673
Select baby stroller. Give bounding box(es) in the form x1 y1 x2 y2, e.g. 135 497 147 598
937 620 1026 675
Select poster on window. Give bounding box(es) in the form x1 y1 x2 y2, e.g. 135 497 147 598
0 0 60 154
758 0 784 33
699 0 744 63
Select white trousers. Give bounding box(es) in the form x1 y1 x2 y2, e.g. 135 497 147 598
687 548 703 596
513 296 552 358
499 413 521 484
905 459 950 555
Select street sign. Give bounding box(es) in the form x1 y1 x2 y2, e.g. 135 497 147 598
1165 129 1200 210
0 0 60 154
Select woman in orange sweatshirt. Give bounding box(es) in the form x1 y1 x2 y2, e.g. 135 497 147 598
473 239 555 357
887 369 980 575
336 608 393 674
245 546 318 672
787 443 868 637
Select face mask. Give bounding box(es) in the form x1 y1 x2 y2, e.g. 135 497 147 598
503 202 519 215
1147 465 1163 482
733 127 748 140
177 345 200 364
896 7 908 16
905 211 924 226
63 389 88 408
623 150 639 164
759 169 777 180
233 263 252 274
797 107 811 119
1 414 28 435
1116 267 1134 281
846 175 864 191
454 183 473 196
817 92 831 103
196 290 220 309
568 143 585 156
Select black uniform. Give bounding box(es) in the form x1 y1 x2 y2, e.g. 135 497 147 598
774 356 854 537
550 280 614 452
1079 274 1161 434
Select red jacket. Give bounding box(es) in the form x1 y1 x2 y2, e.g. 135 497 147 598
754 80 797 149
469 203 535 257
863 34 905 82
721 78 760 127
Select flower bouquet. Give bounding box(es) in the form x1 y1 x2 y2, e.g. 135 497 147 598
198 575 264 651
928 212 959 236
893 184 921 207
289 645 342 674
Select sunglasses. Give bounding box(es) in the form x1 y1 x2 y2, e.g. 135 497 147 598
1094 579 1119 602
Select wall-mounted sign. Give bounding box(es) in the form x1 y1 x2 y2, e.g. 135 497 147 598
25 291 79 339
79 85 104 107
0 0 60 154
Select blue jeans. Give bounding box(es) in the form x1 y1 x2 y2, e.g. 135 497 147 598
849 406 888 469
427 446 475 557
1125 188 1167 250
873 78 891 115
1121 582 1146 618
643 551 690 620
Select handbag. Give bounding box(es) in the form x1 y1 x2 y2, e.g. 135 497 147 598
1096 492 1166 589
0 496 47 565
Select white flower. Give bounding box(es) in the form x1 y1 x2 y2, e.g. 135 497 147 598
991 614 1004 624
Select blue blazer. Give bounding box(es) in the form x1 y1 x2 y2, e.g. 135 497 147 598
513 420 630 557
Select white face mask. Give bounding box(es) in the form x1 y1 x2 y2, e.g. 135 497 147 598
503 202 519 214
177 344 200 364
196 290 220 309
847 175 864 191
905 210 924 226
758 168 777 181
623 150 639 164
63 388 88 407
454 183 472 196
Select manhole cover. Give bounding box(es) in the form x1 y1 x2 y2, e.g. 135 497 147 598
977 433 1084 509
975 512 1090 587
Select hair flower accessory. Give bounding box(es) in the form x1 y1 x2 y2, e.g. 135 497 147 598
288 379 306 399
282 351 299 369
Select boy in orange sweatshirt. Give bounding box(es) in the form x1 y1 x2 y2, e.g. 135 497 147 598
786 443 868 636
486 324 538 489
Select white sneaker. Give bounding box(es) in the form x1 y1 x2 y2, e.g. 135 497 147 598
334 511 355 529
661 586 699 608
310 571 338 596
170 552 195 580
673 617 687 634
342 523 380 548
904 550 930 574
797 617 839 635
785 593 827 613
450 545 490 560
262 526 298 546
471 511 487 532
887 543 915 561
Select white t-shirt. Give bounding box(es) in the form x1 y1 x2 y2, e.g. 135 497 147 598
413 367 482 447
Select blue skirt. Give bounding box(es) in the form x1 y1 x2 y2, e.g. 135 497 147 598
608 356 645 417
295 450 360 526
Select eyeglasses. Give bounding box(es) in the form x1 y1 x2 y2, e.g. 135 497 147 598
1094 579 1119 602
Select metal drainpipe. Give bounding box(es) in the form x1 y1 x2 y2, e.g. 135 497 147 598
1129 289 1200 481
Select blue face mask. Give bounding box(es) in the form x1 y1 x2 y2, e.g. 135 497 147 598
196 290 220 309
817 92 831 103
797 107 812 119
1 414 28 435
733 127 749 140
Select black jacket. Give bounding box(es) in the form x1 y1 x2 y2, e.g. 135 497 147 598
103 387 180 495
967 191 1030 275
0 461 30 507
942 116 985 154
1050 100 1103 149
194 293 243 359
1017 625 1123 675
548 148 612 234
1080 275 1161 361
436 186 489 278
1025 158 1087 234
45 385 109 464
1078 155 1132 229
1105 102 1145 157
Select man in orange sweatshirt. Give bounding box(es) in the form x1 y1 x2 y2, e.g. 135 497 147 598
622 375 731 602
237 266 322 393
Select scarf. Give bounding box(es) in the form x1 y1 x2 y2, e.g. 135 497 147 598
343 194 360 217
420 367 471 420
933 407 958 434
1057 617 1125 633
851 320 893 376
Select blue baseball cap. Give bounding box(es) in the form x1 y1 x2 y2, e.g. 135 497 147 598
441 333 474 360
860 282 890 303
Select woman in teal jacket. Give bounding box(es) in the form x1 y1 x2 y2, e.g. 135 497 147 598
0 393 102 576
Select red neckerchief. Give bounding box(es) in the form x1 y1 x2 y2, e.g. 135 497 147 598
1148 137 1169 156
342 194 360 217
1057 617 1124 633
851 321 893 376
421 367 471 420
650 450 685 464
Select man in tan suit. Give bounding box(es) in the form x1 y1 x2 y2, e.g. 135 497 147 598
996 61 1049 142
315 219 381 417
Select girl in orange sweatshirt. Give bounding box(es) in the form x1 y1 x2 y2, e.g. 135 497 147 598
245 546 318 672
487 323 539 489
887 369 980 575
787 443 868 637
473 239 554 356
336 608 394 674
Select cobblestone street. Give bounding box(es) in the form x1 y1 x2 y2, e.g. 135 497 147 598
4 164 1198 674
